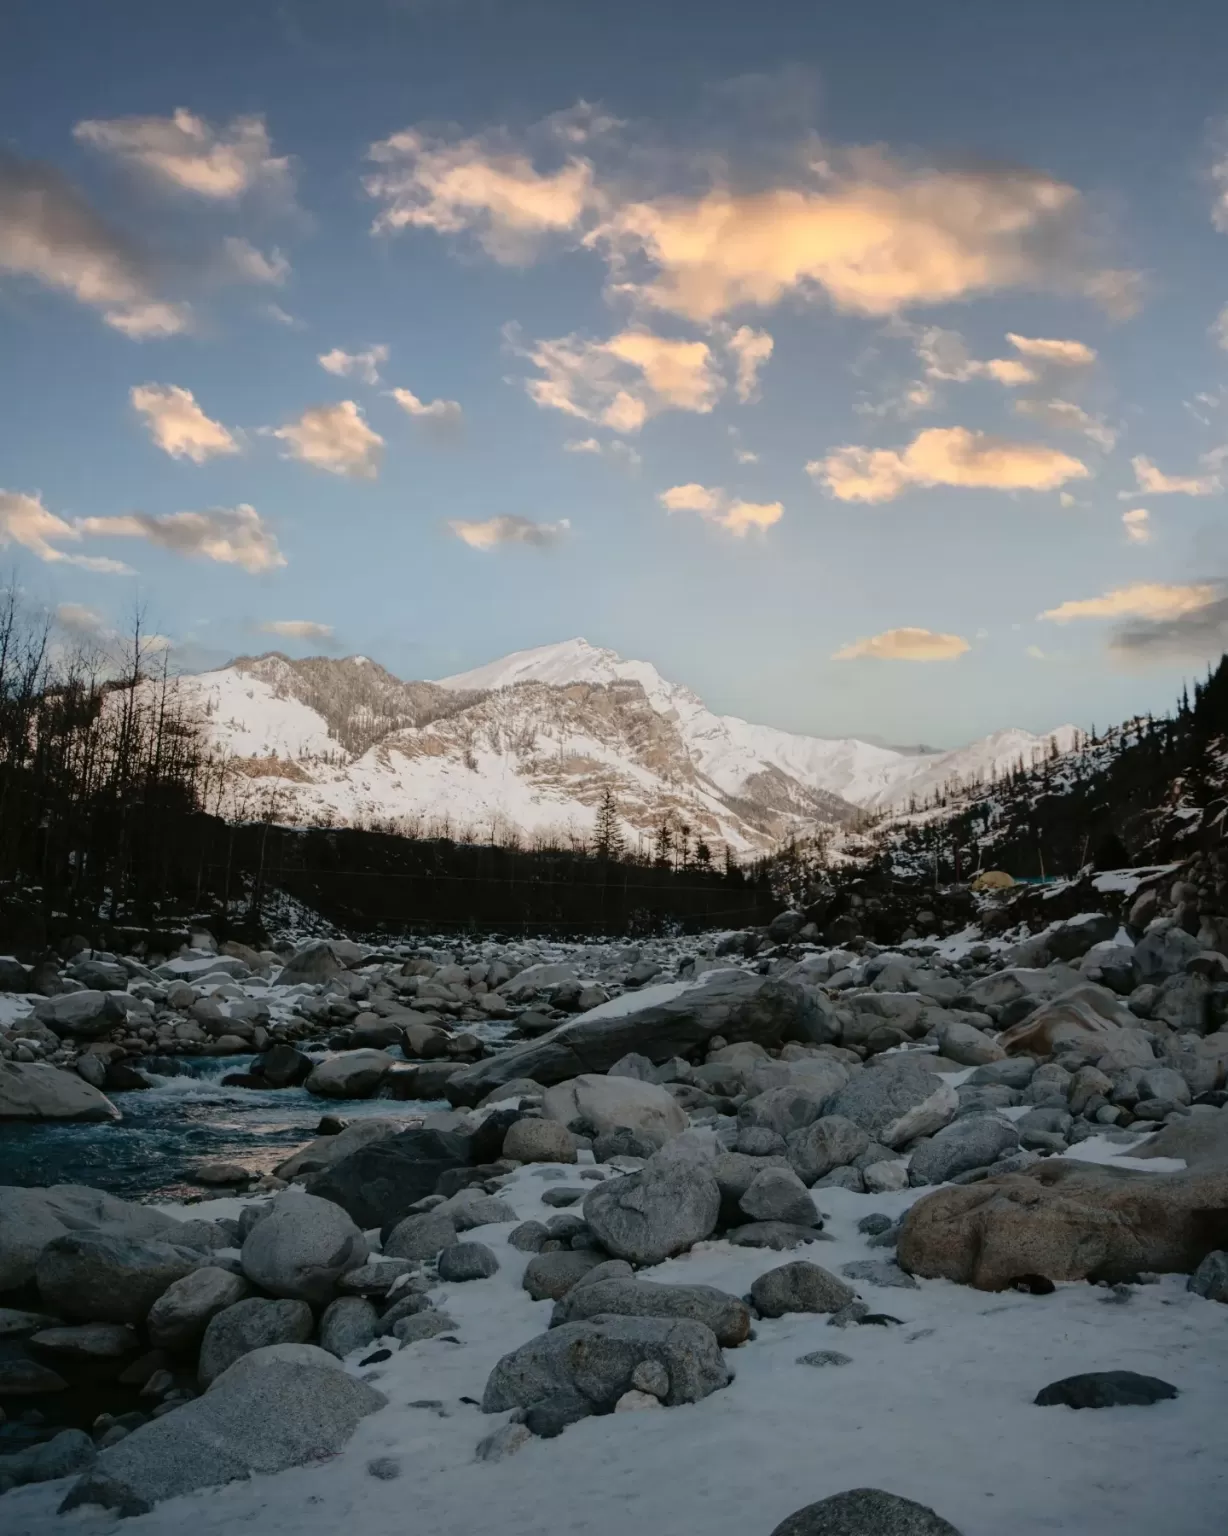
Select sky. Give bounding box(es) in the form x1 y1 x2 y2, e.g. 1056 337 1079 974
4 0 1228 748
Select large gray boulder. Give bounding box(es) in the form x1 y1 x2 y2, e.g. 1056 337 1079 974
502 1118 577 1163
786 1116 871 1186
447 973 823 1103
1133 925 1203 984
582 1151 720 1264
769 1488 962 1535
908 1115 1021 1187
482 1315 731 1414
274 1117 403 1180
304 1126 475 1229
32 990 125 1039
304 1050 395 1099
239 1191 366 1303
276 941 343 987
0 1428 96 1489
541 1074 687 1147
739 1166 818 1226
197 1297 315 1386
318 1296 378 1358
740 1077 845 1140
61 1348 384 1516
147 1266 251 1351
382 1210 458 1261
751 1260 856 1317
824 1057 957 1149
0 1185 186 1291
935 1019 1005 1067
522 1249 608 1301
0 1061 119 1122
550 1277 751 1347
36 1232 203 1324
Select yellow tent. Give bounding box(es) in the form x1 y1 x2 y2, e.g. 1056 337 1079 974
971 870 1015 892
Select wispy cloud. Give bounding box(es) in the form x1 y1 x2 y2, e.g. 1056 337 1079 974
832 626 971 661
319 345 389 385
1014 397 1116 451
75 108 293 203
1122 507 1152 545
260 619 334 641
658 483 783 535
272 401 384 478
1039 581 1218 623
448 514 571 549
388 386 464 431
1126 454 1220 497
77 504 285 573
811 425 1089 503
725 326 774 402
564 437 642 470
131 383 238 463
0 489 133 573
222 237 290 286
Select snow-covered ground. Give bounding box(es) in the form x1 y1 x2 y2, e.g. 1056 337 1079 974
8 1163 1226 1536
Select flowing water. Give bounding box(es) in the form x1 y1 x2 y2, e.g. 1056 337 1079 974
0 1056 446 1200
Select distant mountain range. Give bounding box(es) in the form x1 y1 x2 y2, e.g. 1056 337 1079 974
183 638 1075 854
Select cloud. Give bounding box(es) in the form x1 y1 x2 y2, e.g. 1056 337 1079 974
658 483 782 535
260 619 334 641
273 401 384 478
365 122 597 261
1122 508 1152 545
1004 333 1097 368
520 326 723 432
448 515 570 549
589 149 1134 323
832 626 971 661
725 326 774 401
1039 581 1218 623
77 504 285 573
1213 304 1228 351
53 603 171 657
131 383 238 463
1211 127 1228 234
0 150 190 337
0 489 132 572
1025 643 1047 660
222 237 289 285
735 447 760 464
74 108 292 201
564 437 642 469
265 303 300 328
1109 590 1228 662
1128 454 1220 497
319 345 389 385
389 386 464 430
811 425 1090 503
1014 397 1117 450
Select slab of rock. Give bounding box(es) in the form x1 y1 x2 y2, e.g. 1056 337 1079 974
0 1061 120 1122
197 1297 315 1386
582 1152 720 1265
36 1232 203 1324
541 1074 687 1147
898 1158 1228 1290
769 1488 962 1535
28 1323 139 1358
1034 1371 1178 1408
61 1348 383 1517
304 1126 476 1229
550 1277 751 1347
447 973 823 1103
824 1057 957 1150
482 1314 731 1415
240 1191 366 1304
147 1267 251 1351
304 1050 395 1099
751 1261 855 1317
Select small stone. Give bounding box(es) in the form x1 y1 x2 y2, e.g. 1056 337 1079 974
857 1213 894 1236
826 1301 870 1329
614 1389 663 1412
507 1221 550 1253
366 1456 401 1480
630 1359 670 1398
437 1242 499 1282
840 1260 919 1290
394 1311 457 1345
1034 1371 1179 1409
797 1350 852 1368
1188 1250 1228 1303
541 1187 584 1208
475 1422 532 1461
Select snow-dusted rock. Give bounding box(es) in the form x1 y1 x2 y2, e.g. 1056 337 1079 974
550 1277 751 1346
541 1073 687 1148
304 1049 395 1099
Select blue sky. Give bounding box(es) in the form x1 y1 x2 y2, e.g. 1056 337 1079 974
4 0 1228 746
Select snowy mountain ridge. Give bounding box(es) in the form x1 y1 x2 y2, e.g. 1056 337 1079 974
181 638 1074 854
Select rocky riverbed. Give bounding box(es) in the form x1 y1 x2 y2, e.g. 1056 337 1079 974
2 895 1228 1534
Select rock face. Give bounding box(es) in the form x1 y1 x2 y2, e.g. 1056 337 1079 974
769 1489 963 1535
550 1277 751 1347
824 1057 958 1149
898 1159 1228 1290
60 1349 384 1517
482 1315 731 1415
582 1154 720 1265
304 1050 395 1099
541 1074 687 1147
197 1298 315 1386
304 1127 475 1229
447 973 821 1102
0 1061 120 1122
239 1192 366 1304
36 1233 203 1325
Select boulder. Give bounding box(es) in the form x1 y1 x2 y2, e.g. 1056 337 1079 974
318 1296 378 1358
0 956 29 992
998 984 1154 1061
36 1232 203 1324
907 1115 1021 1187
437 1241 499 1281
304 1126 475 1228
739 1166 819 1227
304 1050 395 1099
197 1297 315 1386
0 1184 186 1291
146 1267 251 1352
824 1057 957 1149
482 1314 731 1415
61 1349 383 1517
382 1210 458 1260
1133 925 1203 984
786 1116 872 1186
522 1249 607 1301
935 1020 1004 1067
277 941 343 987
446 973 823 1103
1034 1371 1178 1409
550 1277 751 1347
240 1191 366 1303
750 1260 856 1317
1188 1250 1228 1302
541 1074 687 1148
582 1152 720 1265
502 1117 577 1163
740 1075 846 1140
0 1061 119 1122
257 1045 313 1088
32 990 124 1039
1047 913 1119 961
274 1116 403 1180
769 1489 962 1536
898 1158 1228 1290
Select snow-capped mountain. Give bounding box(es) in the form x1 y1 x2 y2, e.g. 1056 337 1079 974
181 639 1075 855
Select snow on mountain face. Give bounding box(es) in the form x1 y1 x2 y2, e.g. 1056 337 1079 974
181 640 1073 854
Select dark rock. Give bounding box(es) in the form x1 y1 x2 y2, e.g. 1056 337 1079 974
769 1489 962 1535
751 1261 856 1317
437 1242 499 1281
1034 1371 1178 1409
305 1127 475 1229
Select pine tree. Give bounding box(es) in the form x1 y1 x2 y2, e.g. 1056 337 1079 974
593 785 624 860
